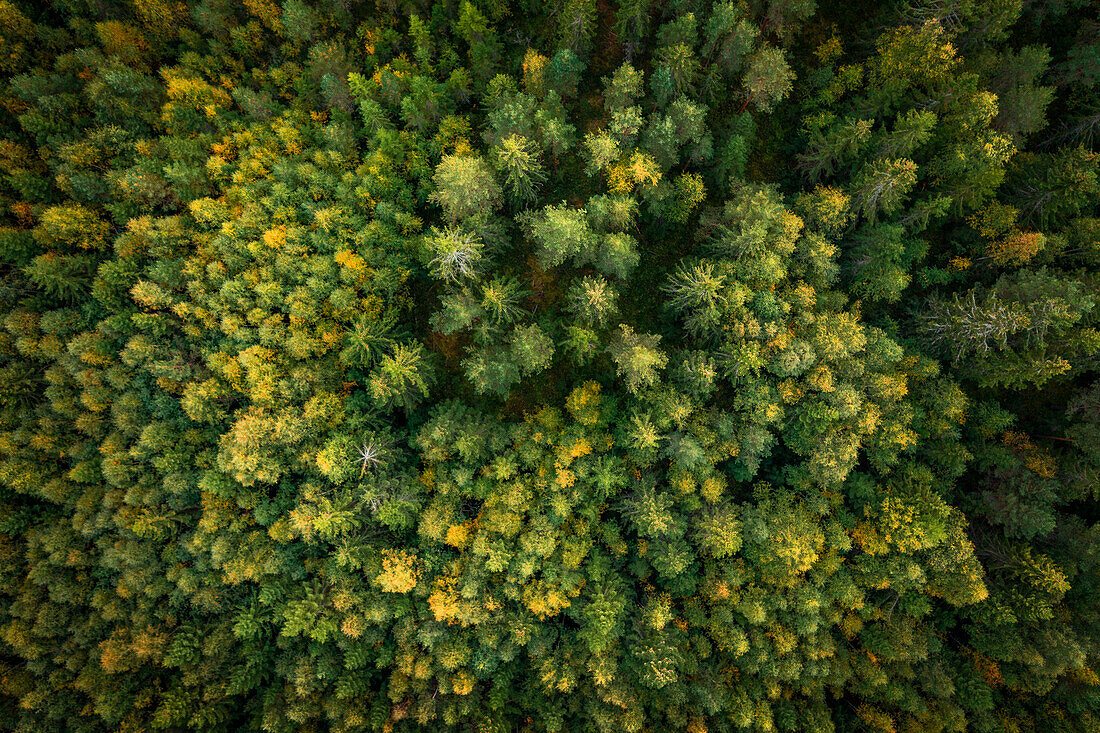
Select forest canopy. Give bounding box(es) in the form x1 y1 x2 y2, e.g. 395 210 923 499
1 0 1100 731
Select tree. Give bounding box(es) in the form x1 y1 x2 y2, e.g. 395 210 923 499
921 269 1099 388
664 261 725 334
528 202 598 268
431 154 503 221
594 232 640 280
982 45 1054 144
481 276 527 325
583 131 620 175
741 44 794 112
34 204 110 252
656 42 700 97
509 323 554 374
547 49 584 99
850 158 918 223
557 0 598 57
369 343 432 410
567 275 620 326
426 226 484 281
844 223 926 303
604 63 644 111
492 134 546 204
1006 147 1100 227
608 325 668 393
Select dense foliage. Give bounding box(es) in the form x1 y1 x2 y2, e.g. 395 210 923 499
1 0 1099 731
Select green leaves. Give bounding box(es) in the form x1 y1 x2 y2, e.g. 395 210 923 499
462 324 553 396
851 157 920 223
430 154 502 221
567 275 619 327
480 276 527 325
426 226 484 282
608 325 668 394
742 45 794 113
492 134 546 204
921 269 1099 388
664 262 724 313
340 313 396 367
368 342 432 410
528 202 597 268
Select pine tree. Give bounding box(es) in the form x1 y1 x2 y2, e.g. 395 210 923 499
431 154 503 221
608 325 668 393
492 134 546 204
741 44 794 112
